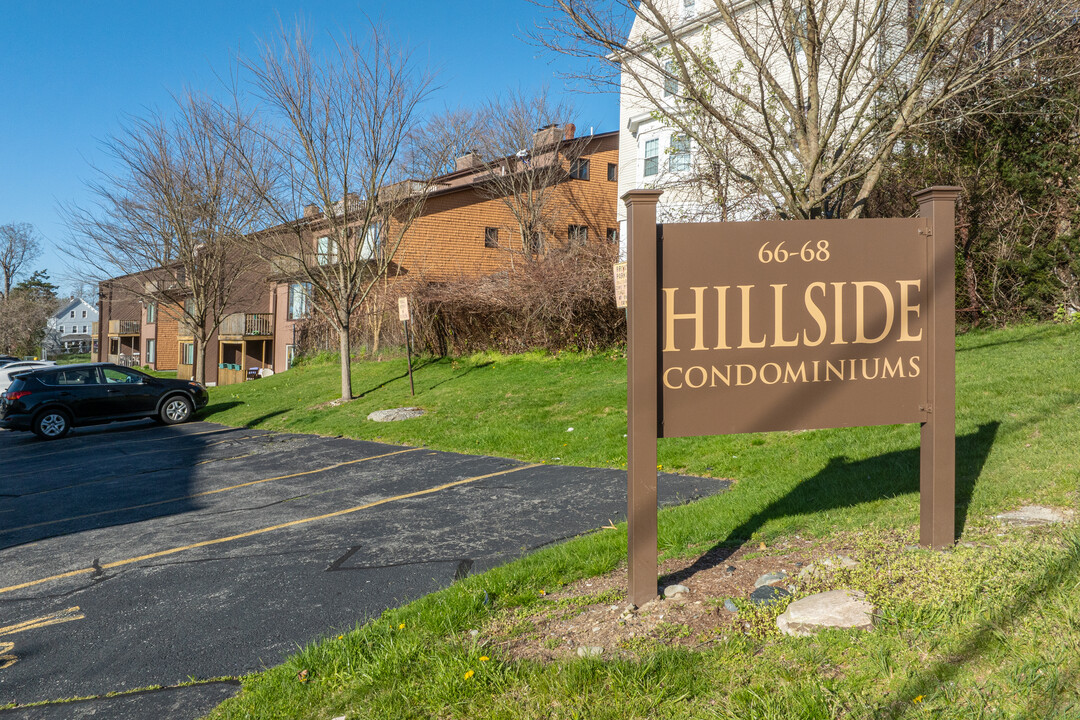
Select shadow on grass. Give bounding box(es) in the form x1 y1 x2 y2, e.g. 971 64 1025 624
200 400 244 416
957 325 1059 352
423 360 494 391
876 529 1080 718
242 409 289 428
660 422 1000 587
352 357 441 399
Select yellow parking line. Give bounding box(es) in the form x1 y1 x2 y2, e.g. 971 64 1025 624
2 448 422 535
0 463 540 596
0 607 85 637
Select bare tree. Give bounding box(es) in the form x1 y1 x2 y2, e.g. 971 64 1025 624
0 222 42 299
470 89 588 262
233 22 439 402
64 93 269 383
534 0 1080 218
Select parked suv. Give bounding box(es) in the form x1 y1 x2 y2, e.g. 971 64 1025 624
0 363 209 439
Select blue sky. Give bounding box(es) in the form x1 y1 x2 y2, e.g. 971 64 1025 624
0 1 619 296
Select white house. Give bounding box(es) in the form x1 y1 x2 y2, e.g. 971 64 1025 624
44 298 98 356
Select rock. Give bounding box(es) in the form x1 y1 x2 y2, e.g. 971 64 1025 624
798 555 859 580
753 571 788 588
367 407 425 422
994 506 1075 526
776 589 877 637
748 585 791 606
577 646 604 658
663 584 690 598
723 598 739 613
725 565 736 574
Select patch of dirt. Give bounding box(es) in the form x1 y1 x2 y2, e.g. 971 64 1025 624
486 535 859 662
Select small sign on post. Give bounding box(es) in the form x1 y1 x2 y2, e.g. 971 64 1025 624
398 296 415 396
613 262 628 309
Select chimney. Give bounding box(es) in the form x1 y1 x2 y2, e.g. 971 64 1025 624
303 203 320 218
564 123 576 140
455 151 482 172
532 124 563 149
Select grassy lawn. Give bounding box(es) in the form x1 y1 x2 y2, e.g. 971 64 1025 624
198 323 1080 719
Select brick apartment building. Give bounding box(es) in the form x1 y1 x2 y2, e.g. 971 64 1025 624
96 125 619 386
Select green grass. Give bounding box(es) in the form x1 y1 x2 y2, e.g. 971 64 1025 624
199 323 1080 719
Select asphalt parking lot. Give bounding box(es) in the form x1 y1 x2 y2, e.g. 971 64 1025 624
0 420 728 719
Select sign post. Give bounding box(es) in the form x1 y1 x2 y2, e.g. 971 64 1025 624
398 296 415 397
623 187 960 607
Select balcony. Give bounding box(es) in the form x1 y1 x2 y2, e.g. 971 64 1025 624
108 320 141 336
177 318 197 340
220 313 274 339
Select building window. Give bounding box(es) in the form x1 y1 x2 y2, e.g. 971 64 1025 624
147 302 157 323
82 325 88 334
180 343 195 365
606 228 619 244
670 134 691 172
644 138 659 177
316 236 338 265
146 339 156 364
607 163 618 182
361 223 382 262
525 232 542 255
568 225 588 245
570 158 590 180
664 60 678 97
82 310 87 318
484 227 499 248
684 0 696 17
288 282 312 320
286 344 297 369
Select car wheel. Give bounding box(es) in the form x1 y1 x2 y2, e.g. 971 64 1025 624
32 409 71 440
160 395 193 425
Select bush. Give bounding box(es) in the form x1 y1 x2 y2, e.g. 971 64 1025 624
409 243 626 355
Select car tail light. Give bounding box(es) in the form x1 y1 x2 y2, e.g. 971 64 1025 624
4 390 31 401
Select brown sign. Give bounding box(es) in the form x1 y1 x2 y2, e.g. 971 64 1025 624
623 188 960 607
659 219 927 437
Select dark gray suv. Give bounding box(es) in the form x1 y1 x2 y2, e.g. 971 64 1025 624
0 363 209 439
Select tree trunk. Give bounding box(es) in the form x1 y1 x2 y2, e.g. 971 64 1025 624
194 334 206 386
338 324 352 401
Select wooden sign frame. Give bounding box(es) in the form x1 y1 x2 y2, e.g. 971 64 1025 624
623 187 960 607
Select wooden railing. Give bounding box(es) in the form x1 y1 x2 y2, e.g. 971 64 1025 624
108 320 141 336
177 363 194 380
108 353 140 367
220 313 274 338
218 366 247 386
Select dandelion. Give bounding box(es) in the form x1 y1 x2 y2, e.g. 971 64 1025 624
464 670 475 679
480 656 490 662
337 635 344 640
398 623 405 630
913 695 924 704
539 589 547 596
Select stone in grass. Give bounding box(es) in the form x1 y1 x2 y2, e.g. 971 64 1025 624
723 598 739 613
367 407 425 422
577 646 604 658
776 589 876 637
748 585 791 606
753 571 788 589
994 506 1076 527
663 584 690 599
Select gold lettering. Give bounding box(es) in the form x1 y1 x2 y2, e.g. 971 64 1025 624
771 285 798 348
831 282 847 345
714 286 731 349
908 355 921 377
685 366 707 389
825 360 844 381
898 280 923 342
738 285 767 348
710 365 731 387
882 357 904 378
803 282 827 347
663 287 707 352
663 366 684 389
760 363 782 384
784 362 807 383
860 357 880 380
736 364 757 386
853 281 895 344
